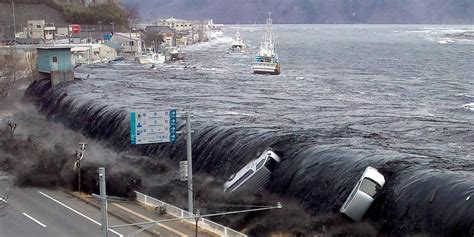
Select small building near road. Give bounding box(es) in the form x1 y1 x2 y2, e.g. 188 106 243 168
110 32 142 56
44 26 56 41
175 31 188 46
37 46 74 86
144 26 174 46
27 20 46 39
145 25 173 34
71 43 118 65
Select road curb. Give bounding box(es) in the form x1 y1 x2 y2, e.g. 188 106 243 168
60 188 161 236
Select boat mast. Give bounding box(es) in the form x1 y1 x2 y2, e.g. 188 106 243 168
261 12 274 55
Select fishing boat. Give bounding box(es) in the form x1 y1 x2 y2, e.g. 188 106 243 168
252 13 280 75
168 47 185 61
136 48 165 64
136 53 165 64
230 31 247 52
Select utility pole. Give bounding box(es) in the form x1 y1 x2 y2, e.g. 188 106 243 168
68 24 71 44
185 112 194 214
129 19 134 55
87 25 90 43
74 142 87 193
11 0 16 44
194 209 200 237
98 167 109 237
7 122 16 137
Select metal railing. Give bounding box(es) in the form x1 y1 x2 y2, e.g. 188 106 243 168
135 191 246 237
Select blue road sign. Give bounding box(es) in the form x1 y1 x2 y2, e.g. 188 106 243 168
130 109 177 144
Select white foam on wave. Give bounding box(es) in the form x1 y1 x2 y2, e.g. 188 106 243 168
462 102 474 111
184 37 233 51
438 40 448 44
200 66 227 73
110 61 131 66
217 111 254 116
456 93 474 98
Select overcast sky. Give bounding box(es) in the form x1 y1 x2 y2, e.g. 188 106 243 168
124 0 474 24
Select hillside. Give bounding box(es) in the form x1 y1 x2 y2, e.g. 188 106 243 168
0 2 66 29
0 0 128 38
124 0 474 24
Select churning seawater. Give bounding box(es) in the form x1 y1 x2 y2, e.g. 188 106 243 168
29 25 473 235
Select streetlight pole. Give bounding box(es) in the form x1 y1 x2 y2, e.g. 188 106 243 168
11 0 16 44
98 167 109 237
185 112 194 214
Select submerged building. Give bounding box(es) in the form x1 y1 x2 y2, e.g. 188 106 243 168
36 46 74 86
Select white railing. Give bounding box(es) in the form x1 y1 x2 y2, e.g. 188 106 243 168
135 191 246 237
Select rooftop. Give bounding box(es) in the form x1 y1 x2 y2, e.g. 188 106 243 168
111 32 140 41
37 46 71 50
145 26 173 33
158 17 191 23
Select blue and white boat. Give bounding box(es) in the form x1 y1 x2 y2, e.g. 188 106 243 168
252 13 281 75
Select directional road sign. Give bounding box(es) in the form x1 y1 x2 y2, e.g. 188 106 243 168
130 109 177 144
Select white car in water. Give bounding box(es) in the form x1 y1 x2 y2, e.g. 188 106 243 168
340 166 385 221
223 150 281 193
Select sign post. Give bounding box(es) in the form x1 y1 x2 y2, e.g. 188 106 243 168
130 109 177 145
130 109 194 214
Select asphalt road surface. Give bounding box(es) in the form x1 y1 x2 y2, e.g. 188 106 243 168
0 181 156 237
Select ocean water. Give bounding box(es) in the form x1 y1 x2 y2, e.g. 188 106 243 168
30 25 473 235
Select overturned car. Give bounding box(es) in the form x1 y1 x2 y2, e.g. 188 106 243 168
223 150 281 193
340 166 386 221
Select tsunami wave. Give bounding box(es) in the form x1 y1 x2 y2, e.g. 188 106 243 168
24 79 474 236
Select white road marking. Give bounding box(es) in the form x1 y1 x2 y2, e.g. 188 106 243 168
0 197 7 203
38 191 123 237
22 212 47 228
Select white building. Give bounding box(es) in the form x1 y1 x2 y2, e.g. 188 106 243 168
17 20 57 42
110 32 142 56
44 26 56 40
157 18 193 31
70 43 117 65
27 20 46 39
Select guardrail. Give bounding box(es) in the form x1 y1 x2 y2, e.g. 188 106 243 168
135 191 246 237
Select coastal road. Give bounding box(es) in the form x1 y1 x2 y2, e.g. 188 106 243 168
0 182 156 237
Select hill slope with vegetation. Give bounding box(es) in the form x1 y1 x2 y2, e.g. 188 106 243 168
0 0 128 29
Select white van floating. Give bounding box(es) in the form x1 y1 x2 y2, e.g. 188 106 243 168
223 150 281 193
340 166 385 221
